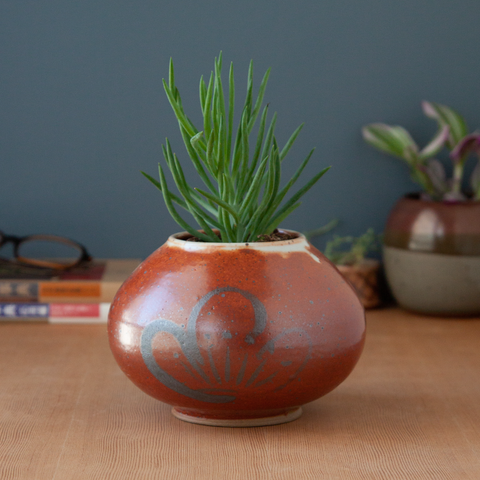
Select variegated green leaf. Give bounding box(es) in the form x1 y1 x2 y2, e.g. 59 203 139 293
362 124 418 159
419 125 450 160
422 101 468 148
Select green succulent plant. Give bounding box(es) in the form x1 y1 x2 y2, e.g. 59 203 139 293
142 53 330 243
324 229 381 266
303 218 339 242
362 102 480 201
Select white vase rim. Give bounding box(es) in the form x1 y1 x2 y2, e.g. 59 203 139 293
166 229 320 258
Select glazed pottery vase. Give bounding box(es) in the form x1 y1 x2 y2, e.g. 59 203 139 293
383 194 480 315
108 230 365 427
336 259 381 309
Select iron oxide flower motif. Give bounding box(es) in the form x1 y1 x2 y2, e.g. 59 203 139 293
141 286 312 404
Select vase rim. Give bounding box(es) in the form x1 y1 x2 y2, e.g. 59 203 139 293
167 229 310 252
402 192 480 205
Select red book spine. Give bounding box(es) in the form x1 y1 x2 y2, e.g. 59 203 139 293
49 304 100 317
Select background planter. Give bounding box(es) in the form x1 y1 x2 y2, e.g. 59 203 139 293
383 195 480 315
108 230 365 427
336 259 381 309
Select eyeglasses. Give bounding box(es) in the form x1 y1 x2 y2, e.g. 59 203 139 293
0 231 92 270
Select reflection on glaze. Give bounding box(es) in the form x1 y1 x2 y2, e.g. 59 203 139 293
408 208 445 251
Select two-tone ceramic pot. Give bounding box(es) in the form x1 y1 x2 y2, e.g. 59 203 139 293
383 194 480 315
108 230 365 427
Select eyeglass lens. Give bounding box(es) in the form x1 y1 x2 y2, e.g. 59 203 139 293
16 237 83 267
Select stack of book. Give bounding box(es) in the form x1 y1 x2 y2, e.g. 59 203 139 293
0 259 140 323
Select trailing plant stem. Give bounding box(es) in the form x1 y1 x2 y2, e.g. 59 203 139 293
452 161 465 194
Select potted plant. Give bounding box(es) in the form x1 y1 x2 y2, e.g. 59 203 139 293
324 229 382 309
363 102 480 315
305 222 382 309
108 54 366 427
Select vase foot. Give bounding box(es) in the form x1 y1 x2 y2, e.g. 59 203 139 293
171 407 303 427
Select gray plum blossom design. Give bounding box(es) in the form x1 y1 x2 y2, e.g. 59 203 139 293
141 287 312 404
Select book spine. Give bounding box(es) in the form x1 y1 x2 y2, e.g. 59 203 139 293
0 302 49 320
48 303 111 323
0 281 120 303
0 303 111 323
0 281 39 302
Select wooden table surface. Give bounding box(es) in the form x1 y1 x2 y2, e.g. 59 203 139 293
1 308 479 480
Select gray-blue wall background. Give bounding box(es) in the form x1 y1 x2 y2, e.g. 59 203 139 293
1 1 479 259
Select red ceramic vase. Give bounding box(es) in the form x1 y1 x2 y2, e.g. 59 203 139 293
383 194 480 315
108 230 365 427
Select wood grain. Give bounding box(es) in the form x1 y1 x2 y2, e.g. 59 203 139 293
1 308 479 479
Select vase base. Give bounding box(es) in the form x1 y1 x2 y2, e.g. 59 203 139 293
171 407 303 427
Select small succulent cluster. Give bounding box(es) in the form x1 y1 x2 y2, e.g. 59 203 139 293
304 221 380 266
324 229 380 266
143 54 329 242
303 219 339 242
362 102 480 201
